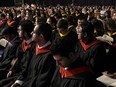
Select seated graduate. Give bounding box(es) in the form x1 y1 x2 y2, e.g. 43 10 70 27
0 26 21 80
11 23 56 87
76 21 107 78
50 36 106 87
0 20 34 87
51 18 77 44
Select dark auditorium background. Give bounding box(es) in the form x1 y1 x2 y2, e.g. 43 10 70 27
0 0 116 6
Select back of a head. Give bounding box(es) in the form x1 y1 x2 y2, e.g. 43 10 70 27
105 18 116 32
81 21 94 37
2 26 18 36
20 20 34 37
91 19 105 36
38 23 52 41
57 19 68 30
51 37 76 57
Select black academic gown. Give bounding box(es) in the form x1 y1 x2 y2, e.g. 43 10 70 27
106 33 116 73
0 36 21 80
50 59 106 87
17 43 56 87
0 40 34 87
76 39 107 77
51 30 78 45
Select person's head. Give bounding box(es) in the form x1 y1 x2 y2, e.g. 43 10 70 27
2 26 17 42
32 23 52 44
6 12 13 20
17 20 34 40
51 37 77 67
112 12 116 21
105 18 116 33
104 10 111 18
77 21 94 40
91 19 105 36
66 15 75 26
46 17 57 29
57 18 68 34
54 12 62 21
0 13 5 19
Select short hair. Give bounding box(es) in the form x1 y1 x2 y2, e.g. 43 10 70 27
7 12 13 19
19 20 34 37
38 23 52 41
49 17 57 25
81 21 94 37
1 13 5 18
57 19 68 30
2 26 17 36
50 37 76 57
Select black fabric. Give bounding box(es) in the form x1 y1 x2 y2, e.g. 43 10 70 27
16 45 56 87
76 40 107 78
50 59 106 87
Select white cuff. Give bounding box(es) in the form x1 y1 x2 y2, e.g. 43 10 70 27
15 80 24 86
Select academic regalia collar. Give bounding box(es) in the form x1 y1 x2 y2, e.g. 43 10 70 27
0 19 6 25
38 41 51 49
25 38 32 45
59 31 70 37
36 41 51 55
112 32 116 36
80 39 99 51
7 19 15 26
68 25 74 30
60 66 92 78
22 38 33 52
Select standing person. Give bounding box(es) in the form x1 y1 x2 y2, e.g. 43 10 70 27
11 23 56 87
50 36 106 87
76 21 107 78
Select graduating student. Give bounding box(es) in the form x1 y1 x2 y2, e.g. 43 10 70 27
0 13 7 32
6 12 17 28
0 20 35 87
51 18 78 44
76 21 107 78
0 26 21 80
11 23 56 87
50 35 106 87
103 18 116 76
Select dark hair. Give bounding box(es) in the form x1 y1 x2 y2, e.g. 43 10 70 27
1 13 5 18
105 18 116 32
49 17 57 25
38 23 52 41
19 20 34 37
7 12 13 19
81 21 94 37
51 37 76 57
57 19 68 30
91 19 105 36
2 26 17 36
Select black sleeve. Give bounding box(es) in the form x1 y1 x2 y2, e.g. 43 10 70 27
35 53 56 87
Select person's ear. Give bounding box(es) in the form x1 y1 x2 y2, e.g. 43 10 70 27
24 32 27 37
39 34 44 40
83 32 87 38
68 52 74 59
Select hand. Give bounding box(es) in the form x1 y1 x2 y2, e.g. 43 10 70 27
103 71 116 79
11 83 21 87
7 71 12 78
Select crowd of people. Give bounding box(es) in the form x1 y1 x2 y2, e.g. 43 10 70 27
0 4 116 87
